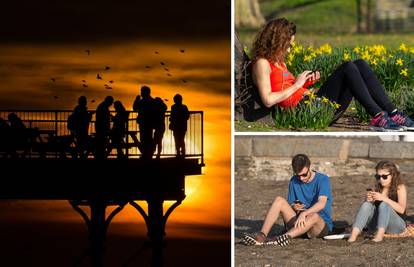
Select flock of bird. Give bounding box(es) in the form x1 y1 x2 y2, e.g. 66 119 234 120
49 48 189 100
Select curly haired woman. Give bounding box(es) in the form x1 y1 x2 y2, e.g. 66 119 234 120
252 18 414 131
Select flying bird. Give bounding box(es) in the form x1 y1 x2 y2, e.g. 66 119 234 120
50 78 56 82
180 49 185 53
85 49 91 55
155 51 159 55
167 73 172 77
164 68 169 71
82 84 88 88
53 96 59 99
160 61 165 66
182 79 187 83
96 73 102 80
82 80 86 83
104 84 112 90
105 66 110 71
145 65 151 69
91 99 96 103
109 80 114 84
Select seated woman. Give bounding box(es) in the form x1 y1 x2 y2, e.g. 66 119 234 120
348 161 407 242
252 18 414 132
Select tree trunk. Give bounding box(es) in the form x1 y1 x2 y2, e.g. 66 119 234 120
356 0 362 33
235 0 265 28
366 0 372 33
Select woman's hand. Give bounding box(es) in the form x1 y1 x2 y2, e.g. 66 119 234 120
371 192 385 201
294 70 313 88
366 191 374 202
308 71 321 83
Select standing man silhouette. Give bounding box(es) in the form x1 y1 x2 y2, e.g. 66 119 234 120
71 96 92 159
133 86 155 159
95 96 114 159
169 94 189 158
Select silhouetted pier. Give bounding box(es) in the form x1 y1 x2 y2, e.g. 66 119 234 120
0 110 204 267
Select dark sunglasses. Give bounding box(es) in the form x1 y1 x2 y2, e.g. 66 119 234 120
296 169 309 178
375 173 390 180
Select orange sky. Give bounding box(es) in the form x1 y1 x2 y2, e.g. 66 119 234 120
0 40 230 239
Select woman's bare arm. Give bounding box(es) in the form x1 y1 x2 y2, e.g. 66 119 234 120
376 184 407 214
252 58 312 108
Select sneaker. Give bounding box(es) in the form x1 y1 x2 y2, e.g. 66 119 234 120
242 232 267 246
265 234 291 247
369 112 404 132
390 111 414 131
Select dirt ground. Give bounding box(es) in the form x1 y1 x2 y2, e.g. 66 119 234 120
235 173 414 267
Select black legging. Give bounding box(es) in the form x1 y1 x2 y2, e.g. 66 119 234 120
316 59 396 117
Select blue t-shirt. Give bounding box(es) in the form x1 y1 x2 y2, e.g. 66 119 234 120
287 172 333 231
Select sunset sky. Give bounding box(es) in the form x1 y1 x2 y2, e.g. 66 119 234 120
0 0 230 243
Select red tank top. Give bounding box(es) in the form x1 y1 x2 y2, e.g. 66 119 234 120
268 60 310 108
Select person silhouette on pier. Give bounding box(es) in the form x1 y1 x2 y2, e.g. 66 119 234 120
95 96 114 159
110 100 129 159
169 94 189 158
133 86 155 159
70 96 92 159
153 97 167 159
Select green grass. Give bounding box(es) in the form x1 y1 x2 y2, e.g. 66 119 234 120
238 32 414 54
238 0 414 50
263 0 356 34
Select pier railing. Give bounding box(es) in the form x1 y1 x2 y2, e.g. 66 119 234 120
0 110 203 164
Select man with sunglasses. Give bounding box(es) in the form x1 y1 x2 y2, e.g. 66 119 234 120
243 154 333 246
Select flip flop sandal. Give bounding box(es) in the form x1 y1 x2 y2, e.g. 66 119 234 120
242 232 266 246
265 234 291 247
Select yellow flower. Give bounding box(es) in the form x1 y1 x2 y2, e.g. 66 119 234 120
319 44 332 54
370 58 378 66
399 43 408 52
309 91 317 101
353 46 361 54
343 52 350 61
400 68 408 77
322 97 329 104
304 55 312 62
396 58 404 66
334 103 341 109
304 100 310 105
381 56 386 62
361 50 371 61
288 53 294 62
311 52 317 58
410 48 414 54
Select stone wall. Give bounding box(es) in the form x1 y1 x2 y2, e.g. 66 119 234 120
235 136 414 181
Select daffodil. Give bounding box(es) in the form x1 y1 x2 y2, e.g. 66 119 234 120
304 55 312 62
308 91 317 101
334 103 341 109
304 100 310 105
361 50 371 61
344 52 350 61
353 46 361 54
400 68 408 77
396 58 404 66
410 48 414 54
322 97 329 104
370 58 378 66
399 43 408 52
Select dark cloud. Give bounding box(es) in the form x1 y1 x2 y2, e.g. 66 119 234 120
0 0 230 43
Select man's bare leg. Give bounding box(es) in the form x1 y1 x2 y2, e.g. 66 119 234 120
286 213 326 238
260 196 296 236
